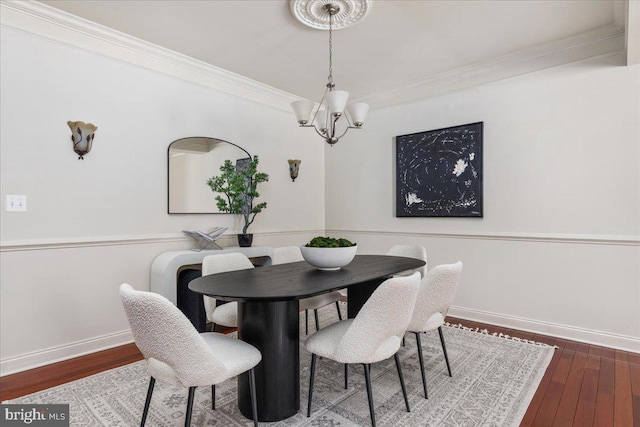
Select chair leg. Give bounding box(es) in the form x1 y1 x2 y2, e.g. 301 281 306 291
438 326 452 377
211 385 215 410
394 353 410 412
248 368 259 427
305 309 309 335
415 332 428 399
313 309 320 332
335 301 342 321
344 364 348 389
363 364 376 427
184 387 196 427
307 354 317 417
140 377 155 427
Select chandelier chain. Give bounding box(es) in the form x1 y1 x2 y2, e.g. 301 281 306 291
328 11 333 85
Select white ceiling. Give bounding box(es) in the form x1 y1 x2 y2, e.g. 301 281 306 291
38 0 622 103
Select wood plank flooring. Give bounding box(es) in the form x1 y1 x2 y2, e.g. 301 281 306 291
1 318 637 426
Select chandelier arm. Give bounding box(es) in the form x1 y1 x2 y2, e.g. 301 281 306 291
330 114 341 137
313 125 328 138
334 126 350 141
344 111 355 127
296 122 323 133
309 86 330 126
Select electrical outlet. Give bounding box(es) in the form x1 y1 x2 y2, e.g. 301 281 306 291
5 195 27 212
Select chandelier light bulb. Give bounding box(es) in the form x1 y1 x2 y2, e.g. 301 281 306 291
326 90 349 115
346 102 369 127
291 100 314 124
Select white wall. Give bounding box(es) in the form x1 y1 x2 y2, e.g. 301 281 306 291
326 53 640 350
0 27 325 374
1 14 639 376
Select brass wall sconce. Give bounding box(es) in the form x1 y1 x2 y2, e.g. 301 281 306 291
288 159 301 182
67 121 98 159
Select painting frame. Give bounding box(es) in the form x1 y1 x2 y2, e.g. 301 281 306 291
395 122 483 218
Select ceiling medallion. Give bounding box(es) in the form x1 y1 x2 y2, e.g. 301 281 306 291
289 0 371 30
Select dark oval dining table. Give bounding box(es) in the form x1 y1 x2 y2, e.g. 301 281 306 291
188 254 425 422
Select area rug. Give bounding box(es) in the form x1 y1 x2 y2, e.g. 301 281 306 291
8 309 555 426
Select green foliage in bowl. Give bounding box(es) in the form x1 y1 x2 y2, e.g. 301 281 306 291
305 236 356 248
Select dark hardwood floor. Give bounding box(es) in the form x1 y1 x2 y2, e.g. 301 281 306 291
1 318 637 426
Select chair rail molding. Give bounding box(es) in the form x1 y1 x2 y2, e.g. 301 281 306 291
0 230 325 252
325 229 640 246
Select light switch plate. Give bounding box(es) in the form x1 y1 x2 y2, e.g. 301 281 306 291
6 195 27 212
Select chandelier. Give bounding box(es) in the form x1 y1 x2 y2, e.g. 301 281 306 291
290 1 370 146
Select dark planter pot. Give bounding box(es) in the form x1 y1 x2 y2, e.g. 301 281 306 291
237 233 253 247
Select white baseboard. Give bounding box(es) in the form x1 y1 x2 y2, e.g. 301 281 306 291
448 306 640 353
2 307 638 377
0 330 134 377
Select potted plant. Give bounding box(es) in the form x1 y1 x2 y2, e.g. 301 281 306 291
300 236 358 270
206 155 269 247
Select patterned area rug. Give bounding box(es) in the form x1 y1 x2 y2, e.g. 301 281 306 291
9 308 554 426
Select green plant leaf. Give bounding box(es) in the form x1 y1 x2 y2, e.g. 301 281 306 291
206 155 269 232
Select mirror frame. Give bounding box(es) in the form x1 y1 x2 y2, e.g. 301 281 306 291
167 137 251 214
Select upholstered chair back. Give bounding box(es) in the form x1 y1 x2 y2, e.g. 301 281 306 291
201 253 254 321
407 262 463 333
386 245 428 277
119 284 227 387
333 272 420 363
272 246 304 265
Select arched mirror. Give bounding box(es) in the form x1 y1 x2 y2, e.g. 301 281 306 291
168 137 251 214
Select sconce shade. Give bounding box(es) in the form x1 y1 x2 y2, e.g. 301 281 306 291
291 100 314 124
346 102 369 126
67 121 97 160
288 159 301 182
325 90 349 115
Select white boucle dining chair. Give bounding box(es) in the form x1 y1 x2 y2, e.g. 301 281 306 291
305 272 421 427
386 244 428 278
119 284 261 427
202 252 254 332
272 246 345 334
406 261 463 399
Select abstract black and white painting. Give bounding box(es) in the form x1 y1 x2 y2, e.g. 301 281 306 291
396 122 483 217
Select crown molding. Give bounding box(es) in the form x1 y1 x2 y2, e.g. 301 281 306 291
0 0 299 112
355 24 626 109
1 1 627 111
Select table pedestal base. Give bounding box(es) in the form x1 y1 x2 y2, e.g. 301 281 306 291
347 278 385 318
237 300 300 422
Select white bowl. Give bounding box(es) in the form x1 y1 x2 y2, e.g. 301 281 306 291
300 245 358 271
